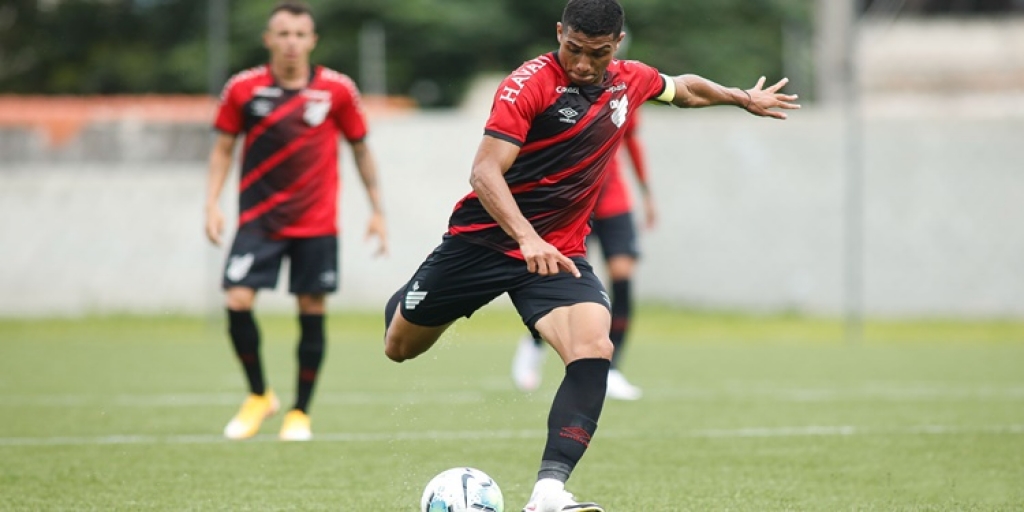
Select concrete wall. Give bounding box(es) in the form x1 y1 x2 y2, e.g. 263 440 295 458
2 102 1021 318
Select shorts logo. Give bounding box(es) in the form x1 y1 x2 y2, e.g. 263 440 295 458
225 253 255 282
405 281 428 310
319 271 337 287
600 291 611 307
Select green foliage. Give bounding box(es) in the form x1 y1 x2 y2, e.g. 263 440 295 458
0 0 813 105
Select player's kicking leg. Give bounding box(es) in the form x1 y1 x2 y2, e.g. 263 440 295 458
522 302 611 512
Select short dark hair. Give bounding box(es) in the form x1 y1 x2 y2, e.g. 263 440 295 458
562 0 624 38
271 1 314 20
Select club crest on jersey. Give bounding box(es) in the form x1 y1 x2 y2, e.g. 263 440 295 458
610 95 629 128
303 99 331 127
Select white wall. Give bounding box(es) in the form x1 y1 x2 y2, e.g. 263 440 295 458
1 103 1021 318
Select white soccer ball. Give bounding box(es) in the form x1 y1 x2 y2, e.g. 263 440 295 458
420 467 504 512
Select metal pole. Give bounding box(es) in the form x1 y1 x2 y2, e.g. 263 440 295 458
207 0 229 96
843 1 864 345
359 21 386 96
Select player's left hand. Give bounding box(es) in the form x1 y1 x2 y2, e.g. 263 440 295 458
744 76 801 120
365 211 388 257
642 194 657 230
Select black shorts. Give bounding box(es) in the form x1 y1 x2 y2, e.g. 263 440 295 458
587 211 639 260
222 231 339 295
399 235 610 332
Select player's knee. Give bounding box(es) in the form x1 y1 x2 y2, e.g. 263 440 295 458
383 336 413 363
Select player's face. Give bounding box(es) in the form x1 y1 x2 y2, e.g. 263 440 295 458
556 22 623 86
264 11 317 68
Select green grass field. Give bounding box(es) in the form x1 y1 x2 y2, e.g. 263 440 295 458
2 307 1023 511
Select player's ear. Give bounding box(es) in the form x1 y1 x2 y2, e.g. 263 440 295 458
556 22 564 45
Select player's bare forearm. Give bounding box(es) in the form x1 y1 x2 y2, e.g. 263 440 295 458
669 75 800 119
351 140 384 214
206 133 236 209
469 160 537 245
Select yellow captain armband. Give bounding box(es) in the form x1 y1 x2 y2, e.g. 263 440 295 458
655 74 676 103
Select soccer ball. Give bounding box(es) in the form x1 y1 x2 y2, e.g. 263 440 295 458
420 467 504 512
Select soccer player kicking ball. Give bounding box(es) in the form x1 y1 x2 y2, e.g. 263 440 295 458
206 1 387 442
384 0 798 509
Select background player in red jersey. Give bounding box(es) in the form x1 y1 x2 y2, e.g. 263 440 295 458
204 1 387 442
383 0 798 509
512 108 653 401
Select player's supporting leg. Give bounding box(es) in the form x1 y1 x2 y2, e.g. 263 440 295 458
383 287 452 362
523 302 611 512
224 287 279 440
279 293 326 441
605 255 642 401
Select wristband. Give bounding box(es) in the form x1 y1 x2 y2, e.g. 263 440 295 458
655 74 676 103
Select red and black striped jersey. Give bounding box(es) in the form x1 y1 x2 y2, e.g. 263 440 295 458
447 52 664 259
214 65 368 238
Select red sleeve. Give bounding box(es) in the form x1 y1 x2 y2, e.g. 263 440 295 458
623 59 667 103
482 60 550 146
213 80 244 135
331 74 369 142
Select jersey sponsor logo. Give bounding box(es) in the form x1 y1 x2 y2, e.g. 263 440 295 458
498 56 548 104
254 86 282 97
558 107 580 124
556 85 580 94
225 253 255 282
610 95 629 128
303 98 331 127
405 281 428 310
251 99 274 118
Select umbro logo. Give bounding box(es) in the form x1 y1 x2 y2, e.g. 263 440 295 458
558 107 579 124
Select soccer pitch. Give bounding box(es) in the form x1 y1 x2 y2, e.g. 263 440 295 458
2 308 1023 511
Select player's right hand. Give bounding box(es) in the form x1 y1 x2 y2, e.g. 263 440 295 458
205 205 224 246
520 235 580 278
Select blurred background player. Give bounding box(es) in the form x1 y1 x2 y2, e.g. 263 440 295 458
511 108 654 400
204 1 387 441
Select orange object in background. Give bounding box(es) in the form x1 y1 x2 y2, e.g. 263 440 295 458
0 95 415 148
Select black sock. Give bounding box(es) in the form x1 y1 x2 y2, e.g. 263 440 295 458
384 287 403 334
538 358 610 483
228 309 265 396
293 314 325 413
532 333 544 347
609 279 632 369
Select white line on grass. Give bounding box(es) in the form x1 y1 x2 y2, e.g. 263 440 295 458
2 386 1024 408
1 424 1021 447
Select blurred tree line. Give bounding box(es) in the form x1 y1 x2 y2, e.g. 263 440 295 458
0 0 813 106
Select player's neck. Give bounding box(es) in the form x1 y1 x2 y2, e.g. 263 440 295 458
270 61 312 90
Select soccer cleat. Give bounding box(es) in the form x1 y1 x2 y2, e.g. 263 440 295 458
278 409 312 441
521 490 604 512
512 334 546 392
606 368 642 401
223 390 279 440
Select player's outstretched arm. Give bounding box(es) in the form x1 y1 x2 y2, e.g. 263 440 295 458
668 74 801 120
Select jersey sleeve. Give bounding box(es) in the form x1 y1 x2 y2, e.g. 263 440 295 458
482 68 547 146
332 77 369 142
624 59 668 103
213 80 244 135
